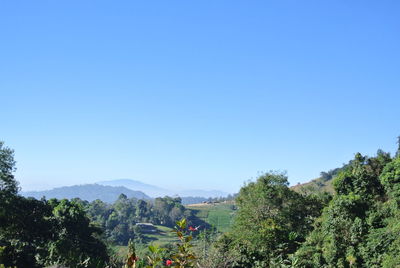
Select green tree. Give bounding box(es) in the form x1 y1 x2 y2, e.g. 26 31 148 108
295 151 394 267
0 141 18 197
216 172 325 267
0 142 49 267
0 196 54 267
0 142 110 267
44 199 109 267
380 157 400 202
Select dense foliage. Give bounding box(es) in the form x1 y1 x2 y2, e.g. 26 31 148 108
294 150 400 267
76 195 193 245
0 142 109 267
207 172 330 267
201 143 400 267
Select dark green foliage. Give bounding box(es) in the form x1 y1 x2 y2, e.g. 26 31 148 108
0 196 54 267
0 142 109 268
0 141 18 197
153 197 186 226
380 157 400 202
0 195 110 267
213 172 327 267
295 150 400 268
396 136 400 158
81 194 193 246
45 199 109 267
320 168 343 182
204 145 400 268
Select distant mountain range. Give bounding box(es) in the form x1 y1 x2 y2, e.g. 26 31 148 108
21 184 150 203
20 179 229 204
97 179 229 198
97 179 167 197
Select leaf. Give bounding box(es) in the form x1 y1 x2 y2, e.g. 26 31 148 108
148 245 157 253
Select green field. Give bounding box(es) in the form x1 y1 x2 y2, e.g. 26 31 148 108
186 202 236 233
144 225 179 246
113 224 179 258
113 203 236 258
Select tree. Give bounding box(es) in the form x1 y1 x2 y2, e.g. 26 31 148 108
0 141 18 196
216 172 325 267
0 142 110 267
0 196 54 267
45 199 109 267
295 150 395 267
396 136 400 158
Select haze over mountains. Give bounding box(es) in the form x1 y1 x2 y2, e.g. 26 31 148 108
97 179 167 197
21 179 229 204
97 178 229 198
21 172 346 205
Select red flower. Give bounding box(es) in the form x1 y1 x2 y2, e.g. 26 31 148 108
166 259 173 266
188 226 197 231
127 256 139 266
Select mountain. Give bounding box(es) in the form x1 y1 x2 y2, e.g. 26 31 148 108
21 179 229 205
21 184 150 203
98 179 168 197
178 189 229 198
98 179 229 198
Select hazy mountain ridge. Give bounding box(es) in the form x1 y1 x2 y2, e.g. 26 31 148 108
21 179 229 204
21 184 150 203
98 178 229 198
97 179 168 197
21 173 338 205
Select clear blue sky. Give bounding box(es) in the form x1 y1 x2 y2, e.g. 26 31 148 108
1 1 399 193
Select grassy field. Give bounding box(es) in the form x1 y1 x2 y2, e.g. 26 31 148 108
112 224 179 258
186 202 236 233
113 204 236 258
291 176 334 194
144 225 179 246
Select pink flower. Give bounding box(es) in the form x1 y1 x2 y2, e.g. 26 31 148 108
188 226 198 231
166 259 173 266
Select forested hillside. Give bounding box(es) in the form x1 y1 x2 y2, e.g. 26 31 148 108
2 139 400 267
22 184 150 203
75 195 200 245
203 145 400 267
22 182 226 205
